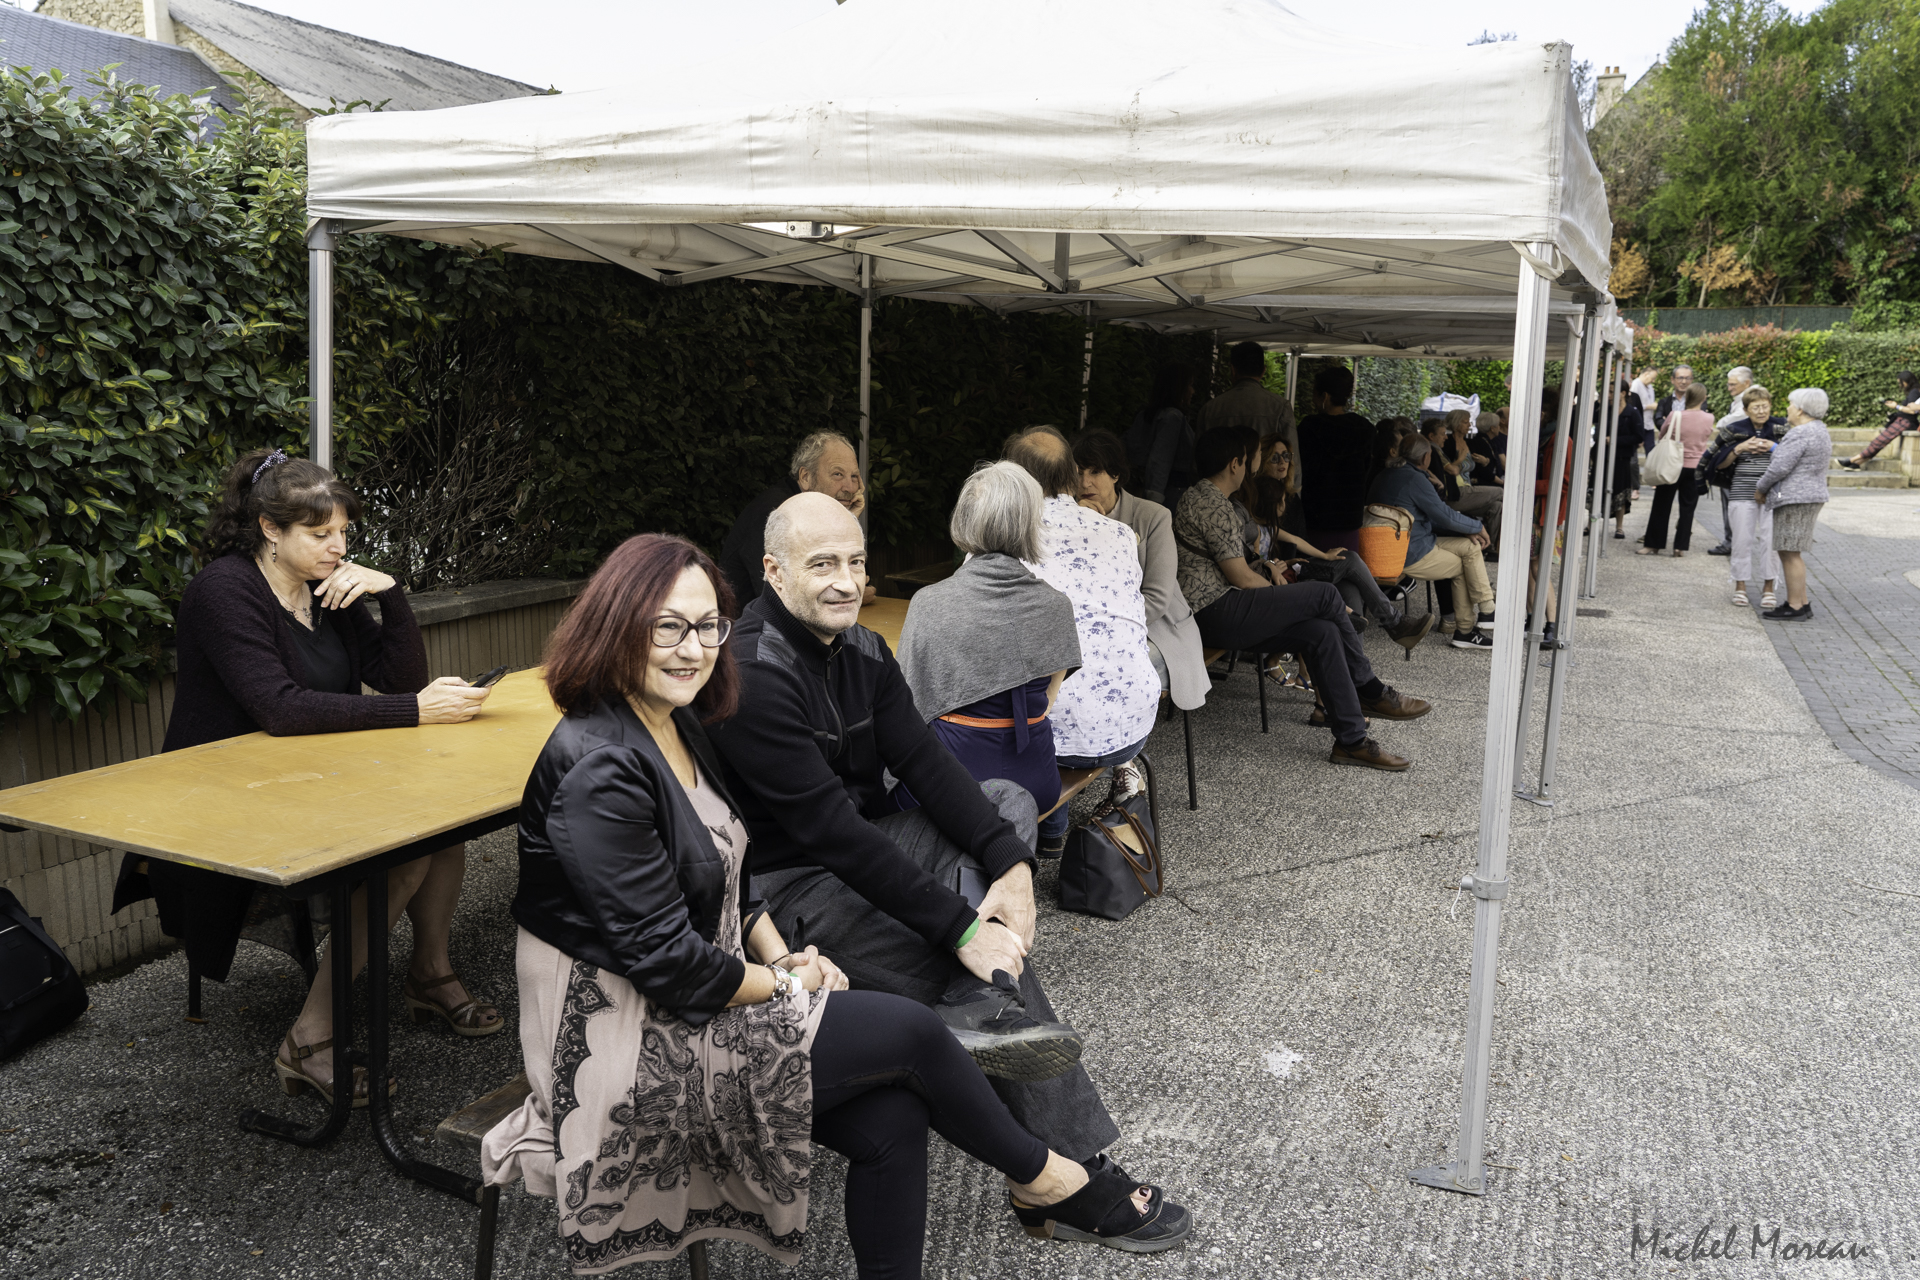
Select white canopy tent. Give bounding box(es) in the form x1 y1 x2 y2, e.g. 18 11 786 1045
304 0 1615 1200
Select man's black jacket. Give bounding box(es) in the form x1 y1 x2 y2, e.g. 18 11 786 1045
709 589 1031 951
716 476 801 607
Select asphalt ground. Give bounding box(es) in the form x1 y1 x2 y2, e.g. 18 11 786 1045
4 492 1918 1279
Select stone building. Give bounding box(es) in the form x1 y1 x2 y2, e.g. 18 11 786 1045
33 0 541 117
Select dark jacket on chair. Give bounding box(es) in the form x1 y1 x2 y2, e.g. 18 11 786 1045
512 698 758 1026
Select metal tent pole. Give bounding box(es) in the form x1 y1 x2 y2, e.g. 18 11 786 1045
1511 319 1582 802
1534 309 1602 802
1079 302 1094 429
1411 243 1557 1199
1583 347 1618 598
307 220 337 471
1286 348 1300 402
858 255 872 533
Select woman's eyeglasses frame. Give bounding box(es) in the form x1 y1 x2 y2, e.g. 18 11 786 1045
648 615 732 649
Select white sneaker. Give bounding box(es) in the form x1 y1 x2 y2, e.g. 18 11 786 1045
1109 760 1145 803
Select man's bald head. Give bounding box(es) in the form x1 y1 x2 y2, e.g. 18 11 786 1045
763 492 867 642
1002 425 1078 498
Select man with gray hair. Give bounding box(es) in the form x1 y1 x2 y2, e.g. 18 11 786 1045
717 429 875 605
1704 366 1757 556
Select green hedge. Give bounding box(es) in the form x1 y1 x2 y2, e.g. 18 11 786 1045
1630 326 1920 429
1 73 1204 718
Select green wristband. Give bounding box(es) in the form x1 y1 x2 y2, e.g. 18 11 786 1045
955 919 981 951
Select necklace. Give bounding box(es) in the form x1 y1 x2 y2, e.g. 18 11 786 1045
258 559 312 629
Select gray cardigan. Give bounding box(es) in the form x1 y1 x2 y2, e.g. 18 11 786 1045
1110 488 1209 711
1754 419 1831 509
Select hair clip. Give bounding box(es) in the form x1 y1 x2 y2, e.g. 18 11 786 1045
251 449 290 484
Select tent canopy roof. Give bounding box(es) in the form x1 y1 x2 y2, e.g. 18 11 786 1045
306 0 1613 358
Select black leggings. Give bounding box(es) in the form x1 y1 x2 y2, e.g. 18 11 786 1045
810 989 1050 1279
1642 469 1701 550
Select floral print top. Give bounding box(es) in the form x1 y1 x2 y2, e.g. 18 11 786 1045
1027 496 1160 758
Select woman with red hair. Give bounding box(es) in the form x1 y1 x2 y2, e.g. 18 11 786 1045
484 534 1178 1278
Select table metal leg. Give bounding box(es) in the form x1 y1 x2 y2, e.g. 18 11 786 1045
361 867 489 1204
241 877 357 1145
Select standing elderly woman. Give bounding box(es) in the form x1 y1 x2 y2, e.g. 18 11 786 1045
1704 385 1786 608
484 533 1189 1277
1071 428 1209 716
1755 388 1833 621
1638 382 1717 557
110 448 498 1107
895 463 1084 818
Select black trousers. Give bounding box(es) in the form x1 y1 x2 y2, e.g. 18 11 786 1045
1642 469 1701 550
1193 582 1380 746
812 990 1050 1280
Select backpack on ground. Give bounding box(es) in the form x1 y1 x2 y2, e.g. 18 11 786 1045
0 887 88 1059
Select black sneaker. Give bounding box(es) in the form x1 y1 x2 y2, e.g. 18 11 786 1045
1708 544 1732 556
1475 610 1496 632
1451 629 1494 650
1037 833 1066 860
1761 602 1813 621
937 972 1084 1083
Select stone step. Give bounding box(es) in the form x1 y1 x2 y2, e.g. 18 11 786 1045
1828 428 1877 441
1825 449 1905 471
1826 470 1909 488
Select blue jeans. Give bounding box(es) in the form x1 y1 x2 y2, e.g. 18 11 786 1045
1039 736 1151 842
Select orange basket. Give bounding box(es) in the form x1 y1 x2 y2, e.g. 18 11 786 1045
1357 525 1409 580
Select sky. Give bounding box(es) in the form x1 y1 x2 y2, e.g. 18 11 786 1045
94 0 1830 96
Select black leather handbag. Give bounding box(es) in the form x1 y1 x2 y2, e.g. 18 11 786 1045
1058 789 1165 921
0 888 88 1060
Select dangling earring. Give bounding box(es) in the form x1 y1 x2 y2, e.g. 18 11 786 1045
270 542 278 564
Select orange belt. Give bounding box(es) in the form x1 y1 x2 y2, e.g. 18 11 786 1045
939 712 1048 729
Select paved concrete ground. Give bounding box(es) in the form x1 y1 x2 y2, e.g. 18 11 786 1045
5 494 1919 1279
1750 492 1920 791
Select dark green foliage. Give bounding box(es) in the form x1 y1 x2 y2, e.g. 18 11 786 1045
1594 0 1920 308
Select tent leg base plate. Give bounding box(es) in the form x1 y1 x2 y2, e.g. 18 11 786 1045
1514 790 1553 808
1410 1161 1491 1196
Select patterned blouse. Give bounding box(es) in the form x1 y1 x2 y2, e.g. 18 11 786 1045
1027 496 1160 759
1172 480 1243 614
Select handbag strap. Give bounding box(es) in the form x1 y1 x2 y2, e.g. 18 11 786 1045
1089 807 1165 898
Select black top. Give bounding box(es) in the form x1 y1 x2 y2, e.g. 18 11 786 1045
708 588 1033 952
112 553 430 982
717 476 802 606
1295 411 1377 532
287 612 354 695
512 698 758 1026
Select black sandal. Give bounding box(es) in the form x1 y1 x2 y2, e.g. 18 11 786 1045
1011 1155 1193 1253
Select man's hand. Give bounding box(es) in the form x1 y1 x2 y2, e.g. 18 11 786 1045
846 486 867 517
977 861 1036 951
957 920 1027 982
1321 547 1348 562
861 582 878 605
1472 530 1491 549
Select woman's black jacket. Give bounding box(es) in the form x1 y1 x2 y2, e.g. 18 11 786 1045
512 696 762 1026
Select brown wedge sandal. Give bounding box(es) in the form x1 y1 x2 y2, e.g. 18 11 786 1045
404 972 504 1038
273 1032 393 1108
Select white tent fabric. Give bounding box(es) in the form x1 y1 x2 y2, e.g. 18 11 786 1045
306 0 1609 358
301 0 1617 1204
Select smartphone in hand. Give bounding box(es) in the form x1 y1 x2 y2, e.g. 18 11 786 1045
467 665 508 688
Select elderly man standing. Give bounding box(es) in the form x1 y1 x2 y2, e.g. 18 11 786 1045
710 493 1194 1244
1704 366 1756 556
717 430 876 605
1001 426 1159 856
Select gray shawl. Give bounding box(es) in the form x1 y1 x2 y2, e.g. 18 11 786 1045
897 553 1082 723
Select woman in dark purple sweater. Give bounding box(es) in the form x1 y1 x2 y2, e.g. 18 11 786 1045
111 449 499 1106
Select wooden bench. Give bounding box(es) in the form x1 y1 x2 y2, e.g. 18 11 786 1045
440 1073 711 1280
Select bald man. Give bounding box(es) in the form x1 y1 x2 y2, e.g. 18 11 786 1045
707 492 1126 1162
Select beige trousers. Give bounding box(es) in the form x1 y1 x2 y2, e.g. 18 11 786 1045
1404 536 1495 616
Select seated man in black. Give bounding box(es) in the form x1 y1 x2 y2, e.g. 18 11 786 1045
716 430 877 606
710 492 1190 1249
1175 426 1434 771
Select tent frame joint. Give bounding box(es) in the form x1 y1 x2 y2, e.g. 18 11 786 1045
1409 1161 1490 1196
1456 874 1508 902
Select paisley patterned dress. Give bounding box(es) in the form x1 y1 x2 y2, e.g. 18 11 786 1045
483 765 830 1272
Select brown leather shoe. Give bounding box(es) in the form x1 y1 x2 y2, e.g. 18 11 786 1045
1361 687 1432 720
1329 737 1412 771
1307 704 1370 730
1386 611 1437 654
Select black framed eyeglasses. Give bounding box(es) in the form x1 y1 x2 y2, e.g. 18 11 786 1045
649 616 732 648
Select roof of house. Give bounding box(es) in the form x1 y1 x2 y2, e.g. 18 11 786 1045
0 5 239 110
168 0 542 111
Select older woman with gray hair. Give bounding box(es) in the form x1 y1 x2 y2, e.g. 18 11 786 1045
1754 388 1832 621
895 461 1083 818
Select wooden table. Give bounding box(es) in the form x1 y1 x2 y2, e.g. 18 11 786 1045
859 595 908 651
0 669 563 1215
